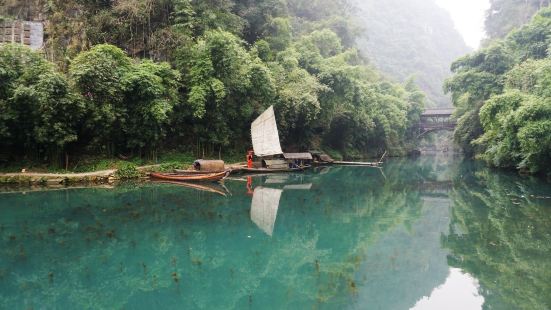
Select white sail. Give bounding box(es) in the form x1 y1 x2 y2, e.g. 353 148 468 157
250 187 282 236
251 106 283 157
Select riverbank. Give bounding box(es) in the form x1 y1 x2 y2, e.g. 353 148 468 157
0 161 247 186
0 151 203 174
0 148 395 186
0 151 246 185
0 169 118 186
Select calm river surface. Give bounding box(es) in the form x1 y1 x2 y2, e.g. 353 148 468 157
1 156 551 309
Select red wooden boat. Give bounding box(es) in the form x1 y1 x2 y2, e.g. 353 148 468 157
150 170 230 182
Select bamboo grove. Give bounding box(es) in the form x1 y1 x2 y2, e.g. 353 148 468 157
0 0 425 164
446 7 551 175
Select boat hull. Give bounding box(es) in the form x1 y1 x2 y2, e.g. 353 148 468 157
150 171 229 182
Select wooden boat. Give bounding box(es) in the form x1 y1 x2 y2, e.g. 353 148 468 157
150 170 230 182
240 165 311 173
247 106 315 174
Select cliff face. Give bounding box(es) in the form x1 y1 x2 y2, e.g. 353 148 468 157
485 0 551 40
0 0 44 21
354 0 471 107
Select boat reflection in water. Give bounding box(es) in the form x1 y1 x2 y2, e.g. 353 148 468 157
151 180 231 196
249 174 312 236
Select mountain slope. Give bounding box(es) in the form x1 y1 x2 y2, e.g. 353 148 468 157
354 0 471 107
485 0 551 40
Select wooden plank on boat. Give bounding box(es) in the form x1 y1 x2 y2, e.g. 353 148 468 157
333 161 382 167
332 152 386 167
240 165 311 173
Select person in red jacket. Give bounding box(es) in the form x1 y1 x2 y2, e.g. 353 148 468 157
247 150 254 168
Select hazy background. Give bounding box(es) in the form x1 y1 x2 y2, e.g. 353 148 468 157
435 0 491 48
355 0 471 107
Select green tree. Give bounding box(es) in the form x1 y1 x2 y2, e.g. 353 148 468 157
70 44 180 156
0 0 430 162
174 30 276 148
69 44 132 153
121 60 180 155
447 8 551 174
0 44 83 161
444 42 515 153
270 54 326 149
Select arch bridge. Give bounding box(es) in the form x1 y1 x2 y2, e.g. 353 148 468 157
417 108 456 137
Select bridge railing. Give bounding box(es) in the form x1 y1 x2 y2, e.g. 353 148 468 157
421 108 454 117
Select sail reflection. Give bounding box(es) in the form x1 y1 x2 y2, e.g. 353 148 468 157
249 175 312 236
250 187 282 236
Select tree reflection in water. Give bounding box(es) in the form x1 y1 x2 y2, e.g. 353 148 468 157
444 162 551 310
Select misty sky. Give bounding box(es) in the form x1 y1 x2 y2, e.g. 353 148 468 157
435 0 491 48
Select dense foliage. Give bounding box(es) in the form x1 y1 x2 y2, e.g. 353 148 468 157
70 44 180 157
354 0 470 107
485 0 551 40
0 44 84 158
0 0 426 165
445 7 551 175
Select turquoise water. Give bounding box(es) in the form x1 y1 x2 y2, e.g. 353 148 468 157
1 156 551 309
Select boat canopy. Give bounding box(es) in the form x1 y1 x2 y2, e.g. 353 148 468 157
193 160 225 172
251 106 283 157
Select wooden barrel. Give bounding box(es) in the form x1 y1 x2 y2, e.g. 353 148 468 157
193 160 225 172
